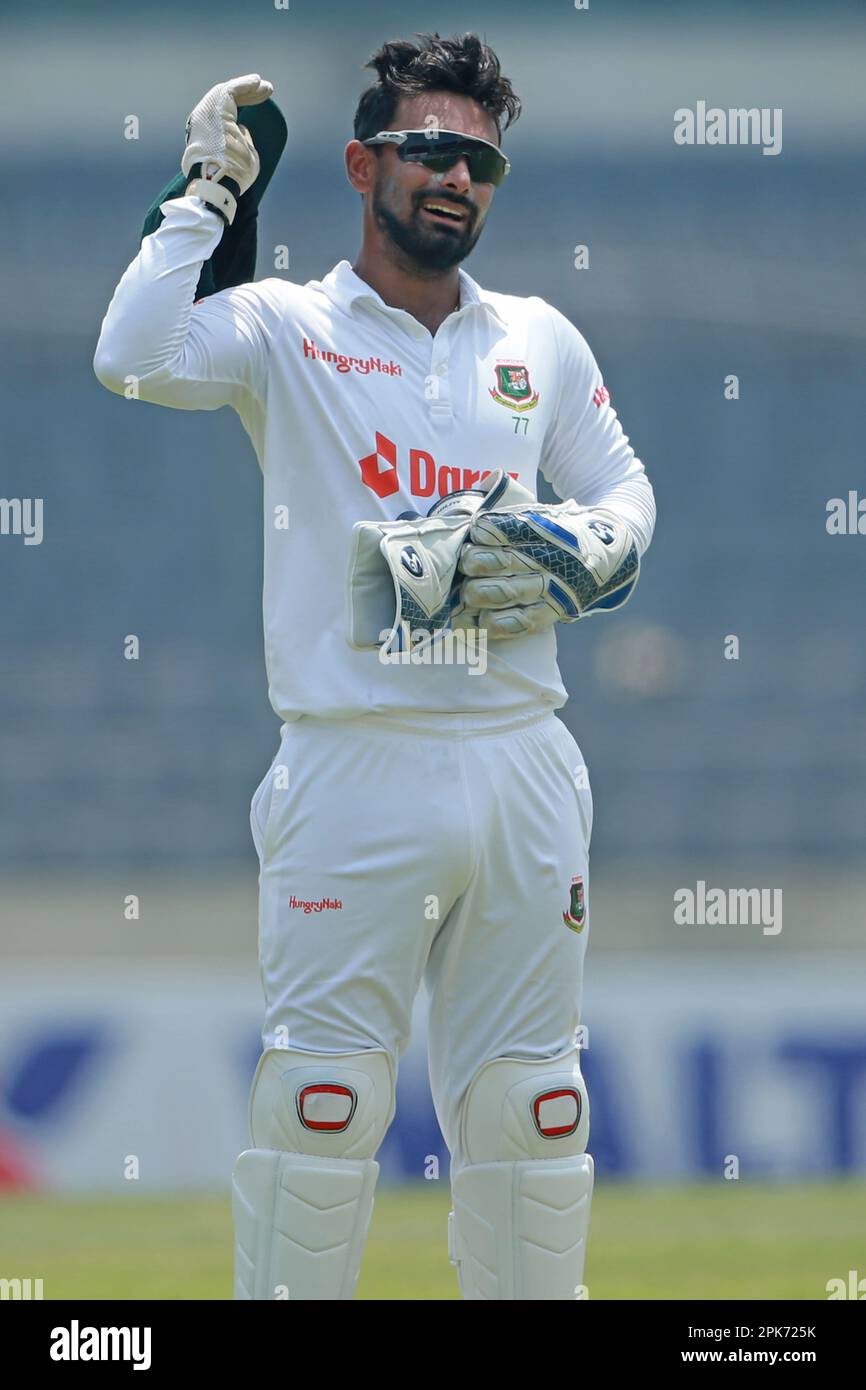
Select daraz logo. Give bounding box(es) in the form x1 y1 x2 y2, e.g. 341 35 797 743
358 432 517 500
359 432 400 497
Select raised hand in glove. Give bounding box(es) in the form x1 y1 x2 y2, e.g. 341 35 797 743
182 74 273 225
456 499 640 639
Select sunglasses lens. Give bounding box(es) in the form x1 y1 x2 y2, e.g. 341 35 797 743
400 138 506 185
416 152 458 174
470 151 506 185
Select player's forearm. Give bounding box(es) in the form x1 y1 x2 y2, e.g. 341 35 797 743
586 468 656 558
93 197 224 394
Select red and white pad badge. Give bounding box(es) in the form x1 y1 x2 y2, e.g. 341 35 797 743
296 1083 357 1133
532 1087 582 1139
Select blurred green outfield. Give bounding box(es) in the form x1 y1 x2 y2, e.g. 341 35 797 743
2 1181 863 1300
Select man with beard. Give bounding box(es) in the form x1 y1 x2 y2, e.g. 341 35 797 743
94 33 655 1300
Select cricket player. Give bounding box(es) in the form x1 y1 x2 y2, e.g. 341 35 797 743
94 33 655 1300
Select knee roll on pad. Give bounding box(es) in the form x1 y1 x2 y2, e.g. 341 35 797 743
448 1045 594 1300
233 1047 395 1300
458 1044 590 1160
247 1045 396 1158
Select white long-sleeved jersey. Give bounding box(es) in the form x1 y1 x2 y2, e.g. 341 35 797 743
94 196 655 724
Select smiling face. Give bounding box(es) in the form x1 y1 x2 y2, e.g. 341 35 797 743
355 91 502 272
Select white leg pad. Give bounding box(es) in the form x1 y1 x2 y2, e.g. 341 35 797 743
232 1149 378 1300
448 1047 594 1300
232 1046 395 1300
448 1154 594 1300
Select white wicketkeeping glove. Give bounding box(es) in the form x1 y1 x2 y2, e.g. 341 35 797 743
181 74 273 225
346 471 535 657
457 500 640 639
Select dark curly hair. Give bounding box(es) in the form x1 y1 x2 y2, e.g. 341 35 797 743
353 32 521 143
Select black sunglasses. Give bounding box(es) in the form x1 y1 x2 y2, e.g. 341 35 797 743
361 129 511 186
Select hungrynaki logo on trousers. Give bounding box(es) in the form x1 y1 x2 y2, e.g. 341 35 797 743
289 895 343 914
563 875 586 933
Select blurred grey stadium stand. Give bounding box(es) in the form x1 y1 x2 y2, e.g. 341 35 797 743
2 0 864 868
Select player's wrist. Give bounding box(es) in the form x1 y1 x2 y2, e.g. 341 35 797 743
184 170 239 227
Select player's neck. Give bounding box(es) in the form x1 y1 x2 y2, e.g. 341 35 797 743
351 251 460 337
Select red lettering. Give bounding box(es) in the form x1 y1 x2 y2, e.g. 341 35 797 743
360 440 524 503
438 466 462 496
410 449 437 497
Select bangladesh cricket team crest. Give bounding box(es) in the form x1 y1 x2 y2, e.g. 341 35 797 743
563 875 586 933
489 361 539 412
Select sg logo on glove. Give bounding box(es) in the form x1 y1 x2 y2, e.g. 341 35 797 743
400 546 425 579
587 520 615 546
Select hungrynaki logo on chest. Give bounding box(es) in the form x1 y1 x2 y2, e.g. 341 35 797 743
489 360 539 412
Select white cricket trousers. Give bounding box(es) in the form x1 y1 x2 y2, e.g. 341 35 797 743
250 708 593 1171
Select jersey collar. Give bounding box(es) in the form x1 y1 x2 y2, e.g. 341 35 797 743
316 259 506 329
